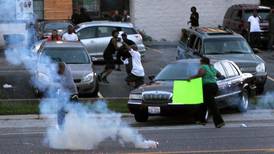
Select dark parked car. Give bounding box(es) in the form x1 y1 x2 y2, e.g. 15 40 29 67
223 4 271 46
128 59 255 122
177 27 267 94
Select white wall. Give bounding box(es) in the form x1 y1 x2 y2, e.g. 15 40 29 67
130 0 260 41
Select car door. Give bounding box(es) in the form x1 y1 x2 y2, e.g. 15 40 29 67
96 26 118 55
214 62 228 99
77 26 98 55
221 61 242 97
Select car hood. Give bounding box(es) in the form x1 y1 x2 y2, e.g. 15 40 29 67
132 81 173 94
207 54 264 73
67 64 93 79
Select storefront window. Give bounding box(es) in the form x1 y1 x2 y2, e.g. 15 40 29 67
33 0 44 20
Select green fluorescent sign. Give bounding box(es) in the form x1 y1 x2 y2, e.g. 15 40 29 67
172 78 203 105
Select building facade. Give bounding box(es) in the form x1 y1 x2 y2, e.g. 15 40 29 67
35 0 264 41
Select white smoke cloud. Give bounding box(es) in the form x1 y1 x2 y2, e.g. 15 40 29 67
1 0 158 150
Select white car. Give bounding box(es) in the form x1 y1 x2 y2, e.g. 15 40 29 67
75 21 146 61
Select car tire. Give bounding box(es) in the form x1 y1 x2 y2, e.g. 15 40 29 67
237 90 249 112
134 111 148 122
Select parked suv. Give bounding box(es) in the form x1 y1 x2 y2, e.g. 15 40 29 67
177 27 267 94
223 4 271 46
75 21 146 62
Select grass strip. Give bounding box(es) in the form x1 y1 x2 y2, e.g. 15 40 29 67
0 99 129 115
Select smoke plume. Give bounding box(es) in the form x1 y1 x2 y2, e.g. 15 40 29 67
0 0 158 150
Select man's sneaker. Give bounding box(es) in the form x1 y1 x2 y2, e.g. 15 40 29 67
102 77 109 84
216 122 225 128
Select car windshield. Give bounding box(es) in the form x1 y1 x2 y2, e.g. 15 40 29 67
155 62 200 81
243 9 270 21
204 38 253 54
42 47 90 64
44 22 70 31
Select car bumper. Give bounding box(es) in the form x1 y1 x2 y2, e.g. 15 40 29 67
75 79 98 94
128 101 201 116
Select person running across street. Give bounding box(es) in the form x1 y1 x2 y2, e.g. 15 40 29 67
248 10 261 48
189 57 225 128
62 25 79 41
98 30 119 83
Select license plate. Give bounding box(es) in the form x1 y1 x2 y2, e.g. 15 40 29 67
148 106 160 114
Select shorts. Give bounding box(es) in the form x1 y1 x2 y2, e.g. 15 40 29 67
104 57 115 70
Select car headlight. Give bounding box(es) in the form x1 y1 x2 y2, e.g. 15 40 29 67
129 94 142 100
82 73 94 83
256 63 265 73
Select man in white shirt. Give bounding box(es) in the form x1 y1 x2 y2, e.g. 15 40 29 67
248 10 261 48
122 44 145 89
62 25 79 41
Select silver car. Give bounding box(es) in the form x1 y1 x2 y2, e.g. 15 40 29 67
75 21 146 61
35 41 99 96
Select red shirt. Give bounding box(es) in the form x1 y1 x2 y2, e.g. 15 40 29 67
47 35 62 41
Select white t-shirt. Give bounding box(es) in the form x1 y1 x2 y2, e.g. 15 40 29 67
129 49 145 77
248 16 261 32
62 33 79 41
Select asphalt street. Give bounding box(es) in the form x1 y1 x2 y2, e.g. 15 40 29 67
1 110 274 154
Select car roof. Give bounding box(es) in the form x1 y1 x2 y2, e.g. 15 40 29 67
186 27 243 39
77 20 134 29
43 41 84 48
173 58 233 65
230 4 271 10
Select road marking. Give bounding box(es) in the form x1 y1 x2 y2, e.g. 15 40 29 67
128 148 274 154
267 76 274 82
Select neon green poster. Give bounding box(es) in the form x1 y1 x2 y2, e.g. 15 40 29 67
172 78 203 105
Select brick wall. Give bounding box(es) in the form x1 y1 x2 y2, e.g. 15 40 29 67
130 0 260 41
44 0 72 20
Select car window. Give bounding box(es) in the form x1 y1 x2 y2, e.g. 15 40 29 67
214 62 226 77
187 34 197 49
181 29 189 43
224 8 233 19
77 27 97 39
121 27 137 35
194 37 202 53
229 62 240 75
231 10 242 20
97 26 116 38
42 47 90 64
222 61 238 77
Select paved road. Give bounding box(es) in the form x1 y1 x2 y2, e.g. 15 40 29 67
1 110 274 153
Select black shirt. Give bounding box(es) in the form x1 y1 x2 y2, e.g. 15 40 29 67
190 12 199 27
124 39 136 46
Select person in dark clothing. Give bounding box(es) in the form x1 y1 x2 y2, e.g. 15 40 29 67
188 6 199 28
122 10 130 22
116 32 136 71
98 30 119 83
111 10 122 22
189 57 225 128
268 10 274 52
78 7 91 24
71 9 80 25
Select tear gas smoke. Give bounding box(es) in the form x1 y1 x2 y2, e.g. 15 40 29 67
0 1 158 150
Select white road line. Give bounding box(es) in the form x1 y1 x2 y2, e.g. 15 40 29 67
267 76 274 82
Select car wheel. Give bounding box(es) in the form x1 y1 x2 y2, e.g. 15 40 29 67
134 111 148 122
237 90 249 112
